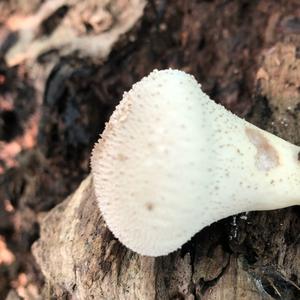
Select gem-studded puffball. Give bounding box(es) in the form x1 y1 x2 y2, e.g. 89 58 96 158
91 69 300 256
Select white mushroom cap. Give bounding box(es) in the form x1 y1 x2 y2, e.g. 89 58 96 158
91 69 300 257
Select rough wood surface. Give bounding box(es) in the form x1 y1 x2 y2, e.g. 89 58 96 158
32 42 300 300
4 0 146 67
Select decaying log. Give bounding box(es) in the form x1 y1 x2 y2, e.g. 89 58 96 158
34 175 158 299
32 43 300 299
3 0 146 67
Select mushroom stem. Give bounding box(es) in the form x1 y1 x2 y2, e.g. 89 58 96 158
91 69 300 257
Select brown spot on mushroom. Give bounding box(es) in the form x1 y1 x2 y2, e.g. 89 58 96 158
145 202 154 211
117 153 128 161
245 127 279 171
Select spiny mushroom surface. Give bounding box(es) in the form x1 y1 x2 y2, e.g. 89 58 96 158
91 69 300 257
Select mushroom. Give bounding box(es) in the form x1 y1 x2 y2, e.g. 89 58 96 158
91 69 300 257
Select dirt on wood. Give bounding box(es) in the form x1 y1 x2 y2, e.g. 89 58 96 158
0 0 299 299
